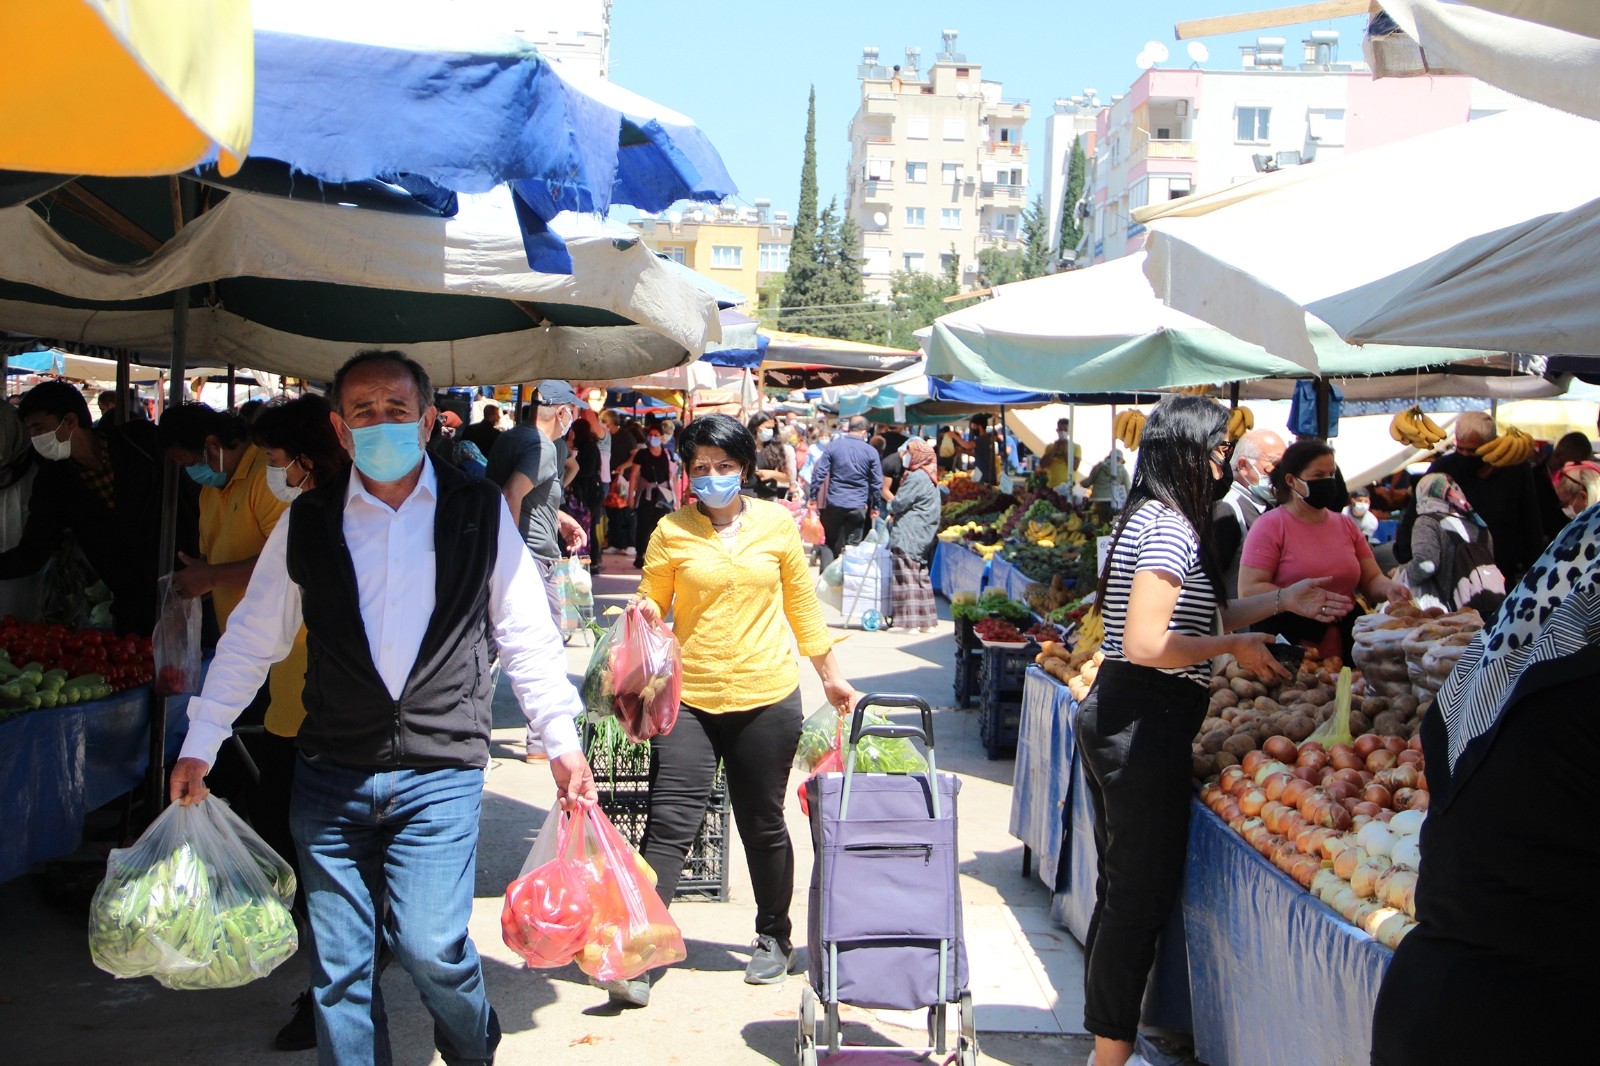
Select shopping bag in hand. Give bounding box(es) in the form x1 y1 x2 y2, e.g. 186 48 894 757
152 573 201 696
579 604 682 742
502 807 596 968
88 797 298 989
800 506 825 546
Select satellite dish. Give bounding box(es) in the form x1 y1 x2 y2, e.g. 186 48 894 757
1146 41 1169 64
1187 41 1210 63
1135 51 1154 70
956 84 968 97
872 211 888 227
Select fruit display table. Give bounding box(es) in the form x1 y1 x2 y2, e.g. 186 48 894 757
0 688 191 883
1010 667 1395 1065
930 540 991 600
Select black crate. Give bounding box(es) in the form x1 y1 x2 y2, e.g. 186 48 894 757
979 645 1034 700
583 725 732 901
953 649 982 708
954 616 978 651
979 690 1022 759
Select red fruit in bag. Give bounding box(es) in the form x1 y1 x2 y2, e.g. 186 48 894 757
500 860 596 969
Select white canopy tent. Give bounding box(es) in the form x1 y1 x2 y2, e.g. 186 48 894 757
1137 106 1600 366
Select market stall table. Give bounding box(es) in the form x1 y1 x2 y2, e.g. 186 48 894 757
986 553 1038 602
0 688 191 883
930 539 991 600
1010 666 1395 1063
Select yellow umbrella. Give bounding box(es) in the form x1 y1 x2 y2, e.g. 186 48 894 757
0 0 253 176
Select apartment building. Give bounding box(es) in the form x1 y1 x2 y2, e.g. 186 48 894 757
1041 94 1101 260
630 203 794 307
1082 31 1527 265
844 31 1031 298
479 0 613 78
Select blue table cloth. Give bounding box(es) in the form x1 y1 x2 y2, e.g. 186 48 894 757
1010 667 1395 1059
931 541 991 600
0 688 192 883
988 554 1039 601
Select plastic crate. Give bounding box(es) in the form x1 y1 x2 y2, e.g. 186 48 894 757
953 649 982 708
955 617 978 651
583 725 732 901
979 689 1022 759
979 645 1034 700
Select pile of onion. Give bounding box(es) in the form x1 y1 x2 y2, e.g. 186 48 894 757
1201 731 1429 947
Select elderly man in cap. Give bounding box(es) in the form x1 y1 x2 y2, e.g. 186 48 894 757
485 380 589 758
169 350 595 1066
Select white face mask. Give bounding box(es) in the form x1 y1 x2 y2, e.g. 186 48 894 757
265 463 304 503
1058 431 1071 442
1563 504 1580 519
31 424 73 461
1351 502 1369 516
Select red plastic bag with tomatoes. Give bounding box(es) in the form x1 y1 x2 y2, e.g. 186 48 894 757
501 810 596 969
152 575 201 696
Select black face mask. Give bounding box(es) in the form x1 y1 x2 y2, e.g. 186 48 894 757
1298 476 1343 512
1211 461 1234 502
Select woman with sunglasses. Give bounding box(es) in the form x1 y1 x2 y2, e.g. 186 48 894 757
1239 438 1410 663
1076 399 1345 1066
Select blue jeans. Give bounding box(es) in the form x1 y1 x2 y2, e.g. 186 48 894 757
290 755 499 1066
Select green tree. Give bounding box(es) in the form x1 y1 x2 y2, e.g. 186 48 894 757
885 250 958 349
1021 195 1052 279
976 246 1026 288
1058 135 1086 257
779 87 824 328
803 199 881 342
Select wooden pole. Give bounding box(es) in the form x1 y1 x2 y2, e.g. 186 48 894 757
1315 377 1331 438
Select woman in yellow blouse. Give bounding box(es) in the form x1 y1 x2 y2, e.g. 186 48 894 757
622 414 860 1008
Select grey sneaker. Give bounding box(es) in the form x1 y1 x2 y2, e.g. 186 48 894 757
743 935 793 985
600 976 650 1008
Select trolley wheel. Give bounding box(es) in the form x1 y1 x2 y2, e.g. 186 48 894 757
958 1039 979 1066
958 990 979 1063
797 986 818 1066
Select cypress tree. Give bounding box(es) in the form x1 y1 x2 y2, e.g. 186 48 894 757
779 87 822 327
1058 135 1086 257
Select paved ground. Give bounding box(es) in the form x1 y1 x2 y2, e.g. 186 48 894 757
0 554 1095 1065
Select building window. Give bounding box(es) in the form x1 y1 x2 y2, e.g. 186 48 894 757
862 246 892 274
955 67 970 78
940 251 958 274
1130 178 1149 211
905 206 926 228
1236 106 1271 143
662 246 686 265
942 117 965 141
941 161 964 184
902 250 926 272
758 243 790 271
711 245 742 269
865 157 893 181
906 116 929 139
998 127 1012 144
1307 107 1345 146
1003 213 1019 237
905 160 928 183
940 208 961 229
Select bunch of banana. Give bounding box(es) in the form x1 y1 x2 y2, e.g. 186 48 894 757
1113 409 1147 450
1388 406 1448 450
1225 405 1255 442
1076 607 1105 648
1479 426 1536 468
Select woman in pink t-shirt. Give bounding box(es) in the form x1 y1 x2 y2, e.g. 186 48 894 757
1240 439 1411 661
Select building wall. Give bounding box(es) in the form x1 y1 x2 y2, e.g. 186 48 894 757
1084 58 1531 266
631 215 792 307
479 0 613 79
1042 106 1100 256
845 40 1031 297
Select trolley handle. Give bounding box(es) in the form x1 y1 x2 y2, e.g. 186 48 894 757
848 693 934 751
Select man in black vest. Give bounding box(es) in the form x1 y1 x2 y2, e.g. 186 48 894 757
1211 428 1285 598
170 351 595 1066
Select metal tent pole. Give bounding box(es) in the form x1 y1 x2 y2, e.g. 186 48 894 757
116 350 132 425
225 363 237 410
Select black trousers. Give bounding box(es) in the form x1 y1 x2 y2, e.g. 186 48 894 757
820 503 868 560
1074 658 1207 1042
640 689 805 944
633 498 671 564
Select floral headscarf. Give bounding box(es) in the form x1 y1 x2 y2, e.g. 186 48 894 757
904 437 939 482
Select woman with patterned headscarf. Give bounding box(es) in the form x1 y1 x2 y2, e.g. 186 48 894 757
1404 472 1505 615
887 437 941 632
1371 507 1600 1064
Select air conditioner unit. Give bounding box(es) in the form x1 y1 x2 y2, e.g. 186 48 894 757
1174 100 1190 117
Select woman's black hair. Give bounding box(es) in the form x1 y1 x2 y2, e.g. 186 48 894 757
747 412 774 434
679 413 757 479
252 395 349 484
1096 397 1230 605
157 402 251 453
1270 438 1336 506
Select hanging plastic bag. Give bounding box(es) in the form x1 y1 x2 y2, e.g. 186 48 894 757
800 506 825 547
821 555 845 587
580 604 682 742
793 705 928 814
152 574 202 696
551 559 586 635
88 797 298 990
504 805 685 981
1306 666 1355 749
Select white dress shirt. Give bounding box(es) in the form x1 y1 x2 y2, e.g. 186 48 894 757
179 459 582 767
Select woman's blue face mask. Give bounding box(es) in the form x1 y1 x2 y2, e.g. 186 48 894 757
691 473 742 508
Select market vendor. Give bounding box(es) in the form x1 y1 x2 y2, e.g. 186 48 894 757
1370 510 1600 1065
1239 439 1410 661
0 381 168 634
1075 397 1346 1066
1037 417 1084 491
169 350 596 1066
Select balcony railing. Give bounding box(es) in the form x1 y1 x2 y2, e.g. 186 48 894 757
983 142 1028 157
978 183 1027 201
1129 138 1196 167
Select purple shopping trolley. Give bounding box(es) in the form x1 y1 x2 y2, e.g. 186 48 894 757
798 695 976 1065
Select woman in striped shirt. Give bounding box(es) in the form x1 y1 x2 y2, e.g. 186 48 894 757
1075 398 1349 1066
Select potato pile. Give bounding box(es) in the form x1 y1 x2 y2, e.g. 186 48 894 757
1035 641 1101 701
1352 604 1481 702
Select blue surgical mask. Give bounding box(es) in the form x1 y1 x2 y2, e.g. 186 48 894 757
185 449 230 488
348 421 424 483
691 473 742 509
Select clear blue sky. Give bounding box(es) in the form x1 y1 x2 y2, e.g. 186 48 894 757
609 1 1368 218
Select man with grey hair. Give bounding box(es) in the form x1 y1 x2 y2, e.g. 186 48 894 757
809 414 882 560
1211 428 1286 598
1394 410 1545 583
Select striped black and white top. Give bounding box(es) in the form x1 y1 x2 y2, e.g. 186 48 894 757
1099 500 1220 686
